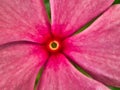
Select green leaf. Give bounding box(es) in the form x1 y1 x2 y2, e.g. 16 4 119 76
114 0 120 4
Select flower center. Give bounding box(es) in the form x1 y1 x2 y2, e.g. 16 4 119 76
49 40 59 51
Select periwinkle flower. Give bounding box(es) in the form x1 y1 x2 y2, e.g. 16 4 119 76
0 0 120 90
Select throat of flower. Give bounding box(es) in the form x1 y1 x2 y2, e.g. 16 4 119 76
49 40 59 51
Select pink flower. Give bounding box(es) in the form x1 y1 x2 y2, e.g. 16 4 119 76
0 0 120 90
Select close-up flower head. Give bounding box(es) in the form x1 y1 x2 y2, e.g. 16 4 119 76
0 0 120 90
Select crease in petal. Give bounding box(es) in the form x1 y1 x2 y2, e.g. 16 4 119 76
63 5 120 87
37 54 109 90
0 0 50 45
0 43 48 90
50 0 114 38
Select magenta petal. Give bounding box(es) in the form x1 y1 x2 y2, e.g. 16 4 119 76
50 0 114 38
0 0 50 44
0 44 48 90
63 5 120 87
37 54 109 90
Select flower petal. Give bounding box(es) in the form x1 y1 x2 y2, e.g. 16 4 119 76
63 5 120 87
37 54 109 90
0 43 48 90
50 0 114 38
0 0 50 45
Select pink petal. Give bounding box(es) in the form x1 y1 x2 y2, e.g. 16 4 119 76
50 0 114 38
0 43 48 90
63 5 120 87
37 54 109 90
0 0 50 45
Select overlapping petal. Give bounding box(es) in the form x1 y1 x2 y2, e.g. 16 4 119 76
0 43 48 90
50 0 114 38
37 54 109 90
0 0 50 45
63 5 120 87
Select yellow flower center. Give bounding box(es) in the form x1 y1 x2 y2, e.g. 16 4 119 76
49 40 59 51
